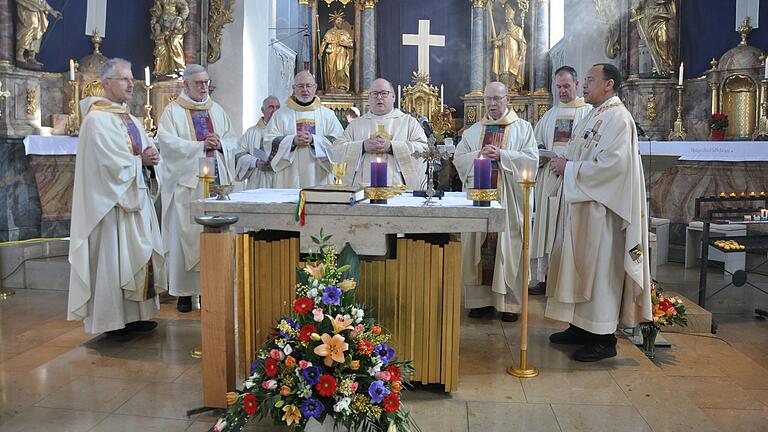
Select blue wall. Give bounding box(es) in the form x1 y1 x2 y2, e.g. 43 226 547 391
35 0 154 78
681 0 768 79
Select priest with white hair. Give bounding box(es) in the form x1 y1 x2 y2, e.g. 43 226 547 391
235 96 281 189
67 58 167 341
157 63 237 313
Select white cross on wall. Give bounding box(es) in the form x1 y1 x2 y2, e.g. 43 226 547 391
402 20 445 75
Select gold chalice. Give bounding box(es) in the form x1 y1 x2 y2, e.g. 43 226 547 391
332 162 347 186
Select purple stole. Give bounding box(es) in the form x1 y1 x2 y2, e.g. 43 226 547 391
119 114 143 155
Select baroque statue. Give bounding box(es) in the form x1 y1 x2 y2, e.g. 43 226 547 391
14 0 62 68
150 0 190 78
319 10 354 93
490 1 527 92
632 0 677 75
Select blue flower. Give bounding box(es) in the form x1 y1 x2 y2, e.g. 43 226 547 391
321 285 342 305
249 358 265 375
368 380 390 404
286 318 300 330
300 397 324 419
374 343 394 365
302 366 323 386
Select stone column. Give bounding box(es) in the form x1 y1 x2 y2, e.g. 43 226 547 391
469 0 486 95
184 0 201 65
298 0 310 70
360 0 378 92
0 0 13 66
533 0 550 93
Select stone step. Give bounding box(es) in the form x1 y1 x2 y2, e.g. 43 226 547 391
24 256 70 290
1 239 70 290
662 291 712 334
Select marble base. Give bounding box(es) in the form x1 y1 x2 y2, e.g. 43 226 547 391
622 77 676 141
0 136 41 241
28 155 75 237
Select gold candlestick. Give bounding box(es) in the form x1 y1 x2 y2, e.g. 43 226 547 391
143 83 155 135
667 84 687 141
507 179 539 379
199 175 215 199
753 79 768 141
67 79 80 136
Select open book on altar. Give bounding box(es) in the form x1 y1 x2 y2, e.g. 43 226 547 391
301 184 365 204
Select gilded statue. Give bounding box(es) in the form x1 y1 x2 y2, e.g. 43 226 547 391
319 11 354 93
14 0 62 67
150 0 189 78
490 3 527 92
632 0 676 75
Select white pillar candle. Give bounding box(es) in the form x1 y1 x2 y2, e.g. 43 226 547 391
397 85 401 109
440 84 444 107
678 63 684 86
144 66 151 87
764 59 767 80
69 59 75 81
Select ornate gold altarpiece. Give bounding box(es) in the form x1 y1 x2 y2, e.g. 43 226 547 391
191 191 505 407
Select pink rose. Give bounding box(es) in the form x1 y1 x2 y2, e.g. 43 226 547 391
270 349 284 360
262 379 278 390
350 382 359 393
313 308 324 322
375 371 392 381
299 360 313 369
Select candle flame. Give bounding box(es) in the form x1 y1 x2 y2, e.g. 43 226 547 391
376 157 382 163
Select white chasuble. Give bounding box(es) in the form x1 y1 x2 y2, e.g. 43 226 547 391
264 96 344 188
67 97 167 334
454 109 539 313
333 108 428 189
531 98 592 281
157 91 237 297
235 118 273 189
545 96 652 334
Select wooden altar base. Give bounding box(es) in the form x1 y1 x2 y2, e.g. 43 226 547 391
236 232 462 394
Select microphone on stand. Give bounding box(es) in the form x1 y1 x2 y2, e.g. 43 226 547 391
635 121 648 139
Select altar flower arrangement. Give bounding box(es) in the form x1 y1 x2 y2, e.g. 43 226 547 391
709 112 728 130
639 281 688 358
212 231 419 432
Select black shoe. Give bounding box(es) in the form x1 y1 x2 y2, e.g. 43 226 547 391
528 281 546 296
177 296 192 313
549 325 593 345
125 320 158 332
105 328 133 342
573 342 617 362
468 306 495 318
501 312 519 322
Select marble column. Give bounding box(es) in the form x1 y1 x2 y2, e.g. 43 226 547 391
533 0 550 93
184 0 201 65
0 0 13 65
298 0 310 70
469 0 486 95
360 0 377 92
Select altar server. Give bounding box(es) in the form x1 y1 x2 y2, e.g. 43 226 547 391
235 96 281 189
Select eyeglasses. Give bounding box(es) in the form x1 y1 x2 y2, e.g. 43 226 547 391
106 77 133 84
483 96 507 103
191 79 211 87
370 91 393 99
294 84 316 90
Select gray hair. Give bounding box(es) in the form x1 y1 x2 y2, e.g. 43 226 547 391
100 58 132 80
183 64 207 80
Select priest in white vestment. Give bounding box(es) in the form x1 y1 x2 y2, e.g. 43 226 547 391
264 71 344 188
546 64 652 362
454 82 539 322
67 58 167 341
235 96 280 189
530 66 592 294
333 78 428 189
157 63 238 312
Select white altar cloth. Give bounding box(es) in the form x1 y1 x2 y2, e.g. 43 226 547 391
23 135 79 155
639 140 768 162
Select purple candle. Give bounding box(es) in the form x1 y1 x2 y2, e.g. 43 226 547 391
474 156 491 189
370 158 387 187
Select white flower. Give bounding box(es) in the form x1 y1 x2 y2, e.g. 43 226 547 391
333 397 352 413
351 307 364 323
298 384 312 398
311 279 319 288
313 308 325 322
307 288 318 299
214 418 228 432
244 380 255 389
367 364 381 376
284 344 293 355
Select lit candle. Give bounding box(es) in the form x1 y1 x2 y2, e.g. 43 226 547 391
719 192 726 197
740 192 746 197
678 63 684 86
730 192 737 197
370 157 387 187
440 84 444 108
761 191 766 196
750 191 756 196
144 66 151 87
69 59 75 81
474 156 491 189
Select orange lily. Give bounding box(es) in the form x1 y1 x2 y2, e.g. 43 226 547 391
314 333 349 366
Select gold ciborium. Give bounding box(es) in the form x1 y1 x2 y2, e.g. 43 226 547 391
332 162 347 186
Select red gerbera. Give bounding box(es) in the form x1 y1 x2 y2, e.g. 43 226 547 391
659 298 675 313
386 365 402 382
315 374 337 397
264 357 279 377
294 296 314 314
358 339 373 355
243 393 259 414
382 393 400 413
299 324 318 342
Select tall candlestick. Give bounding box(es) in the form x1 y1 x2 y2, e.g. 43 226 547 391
370 158 387 187
678 63 684 86
764 60 768 80
397 85 401 109
474 156 491 189
144 66 151 87
69 59 75 81
440 84 444 108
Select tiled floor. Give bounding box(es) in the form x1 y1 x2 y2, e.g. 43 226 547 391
1 263 767 431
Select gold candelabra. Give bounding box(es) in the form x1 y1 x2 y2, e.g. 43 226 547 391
753 79 768 141
199 175 215 199
507 179 539 379
143 83 155 135
67 80 80 136
667 84 687 141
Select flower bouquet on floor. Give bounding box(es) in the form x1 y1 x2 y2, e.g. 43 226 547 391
212 231 419 432
709 112 728 141
639 281 688 359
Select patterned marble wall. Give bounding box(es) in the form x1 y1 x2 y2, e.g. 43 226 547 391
0 137 41 242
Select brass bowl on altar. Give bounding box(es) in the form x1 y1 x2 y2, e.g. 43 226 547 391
209 184 234 200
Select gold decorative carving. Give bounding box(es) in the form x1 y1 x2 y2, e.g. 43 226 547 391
489 0 528 92
208 0 236 63
710 58 719 71
150 0 189 78
298 0 310 4
0 81 10 120
320 11 354 92
402 71 441 123
631 0 676 74
593 0 621 60
324 0 351 4
722 74 757 140
471 0 487 7
667 85 686 140
81 80 104 99
466 105 478 124
14 0 63 68
360 0 378 9
432 105 456 137
645 95 657 122
537 103 549 119
738 16 753 46
467 188 499 201
26 87 37 116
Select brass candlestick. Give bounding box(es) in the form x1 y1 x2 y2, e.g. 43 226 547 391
67 80 80 136
667 84 687 141
143 83 155 135
199 175 215 199
753 79 768 141
507 179 539 379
